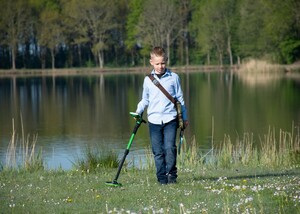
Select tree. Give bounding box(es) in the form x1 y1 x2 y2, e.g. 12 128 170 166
125 0 143 66
190 0 238 66
0 0 31 69
0 0 299 69
63 0 117 68
138 0 182 64
237 0 267 60
177 0 192 66
38 2 64 69
260 0 300 63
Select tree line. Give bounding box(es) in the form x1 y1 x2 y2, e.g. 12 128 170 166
0 0 299 70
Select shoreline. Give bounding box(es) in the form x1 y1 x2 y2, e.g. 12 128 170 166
0 65 236 77
0 64 299 78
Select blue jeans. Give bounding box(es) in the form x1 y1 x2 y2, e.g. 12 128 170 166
149 119 178 184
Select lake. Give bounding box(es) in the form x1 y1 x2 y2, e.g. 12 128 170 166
0 70 299 170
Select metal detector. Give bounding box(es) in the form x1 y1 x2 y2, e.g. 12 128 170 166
105 112 146 187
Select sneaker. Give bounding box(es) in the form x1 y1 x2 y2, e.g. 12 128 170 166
167 174 177 184
159 181 168 185
168 179 177 184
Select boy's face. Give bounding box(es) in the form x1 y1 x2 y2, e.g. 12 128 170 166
150 55 166 74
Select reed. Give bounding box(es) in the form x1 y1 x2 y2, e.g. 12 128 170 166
144 146 155 170
175 125 300 171
216 133 260 169
259 126 300 168
177 135 204 169
5 117 44 172
236 59 285 85
6 119 17 168
238 59 282 73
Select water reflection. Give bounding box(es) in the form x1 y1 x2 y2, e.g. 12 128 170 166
0 71 299 169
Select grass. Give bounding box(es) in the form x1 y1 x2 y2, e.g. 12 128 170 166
176 125 299 171
0 124 300 213
237 59 282 73
235 59 287 85
5 118 44 172
0 167 299 213
74 147 119 173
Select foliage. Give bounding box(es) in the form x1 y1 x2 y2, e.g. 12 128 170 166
0 0 31 69
62 0 117 68
38 1 64 69
280 39 300 64
125 0 143 58
0 0 299 68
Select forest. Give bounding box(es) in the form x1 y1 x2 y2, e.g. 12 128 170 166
0 0 299 69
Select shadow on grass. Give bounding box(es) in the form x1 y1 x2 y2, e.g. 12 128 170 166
193 168 300 181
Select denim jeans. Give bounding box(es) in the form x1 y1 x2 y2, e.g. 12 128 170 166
149 119 178 184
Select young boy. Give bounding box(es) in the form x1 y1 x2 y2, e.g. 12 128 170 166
135 46 188 184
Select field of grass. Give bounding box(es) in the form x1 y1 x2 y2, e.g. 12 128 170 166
1 123 299 213
1 167 299 213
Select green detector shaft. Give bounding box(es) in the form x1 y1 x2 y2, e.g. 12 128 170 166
105 112 146 187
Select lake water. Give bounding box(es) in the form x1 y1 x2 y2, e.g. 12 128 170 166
0 70 299 170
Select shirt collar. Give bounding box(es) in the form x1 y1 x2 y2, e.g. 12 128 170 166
151 68 171 78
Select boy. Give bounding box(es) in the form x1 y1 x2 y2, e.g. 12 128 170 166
135 46 188 184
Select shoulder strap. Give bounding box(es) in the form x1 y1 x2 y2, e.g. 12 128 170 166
148 74 176 104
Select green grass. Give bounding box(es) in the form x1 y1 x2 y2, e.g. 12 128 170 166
73 146 119 173
176 125 300 171
1 123 300 213
0 168 299 213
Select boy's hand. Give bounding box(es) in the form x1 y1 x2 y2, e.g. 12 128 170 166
184 120 189 129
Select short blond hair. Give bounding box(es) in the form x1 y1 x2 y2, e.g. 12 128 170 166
150 47 168 60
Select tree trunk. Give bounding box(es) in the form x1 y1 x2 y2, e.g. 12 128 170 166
11 44 16 70
180 37 184 65
23 42 30 68
216 44 223 66
185 33 189 66
41 47 46 69
78 44 82 67
98 51 104 68
219 53 223 66
227 35 233 66
207 53 210 65
51 48 55 69
131 50 135 66
237 56 241 65
166 33 171 65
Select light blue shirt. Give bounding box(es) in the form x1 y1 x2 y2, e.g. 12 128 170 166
136 68 188 125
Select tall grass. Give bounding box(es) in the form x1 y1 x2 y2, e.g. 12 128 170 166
238 59 282 73
260 126 300 168
176 125 300 171
4 116 299 173
74 146 119 173
236 59 285 85
5 117 44 172
177 135 203 169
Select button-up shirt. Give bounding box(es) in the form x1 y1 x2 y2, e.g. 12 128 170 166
136 68 187 125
